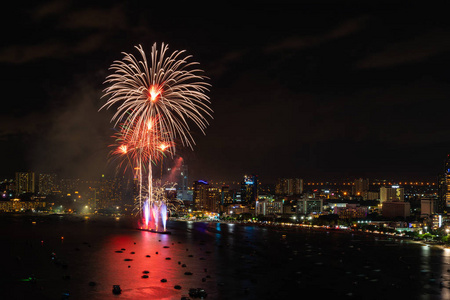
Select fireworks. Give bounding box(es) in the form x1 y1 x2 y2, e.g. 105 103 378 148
101 43 212 151
101 43 212 231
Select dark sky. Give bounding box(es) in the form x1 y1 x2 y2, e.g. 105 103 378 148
1 1 449 184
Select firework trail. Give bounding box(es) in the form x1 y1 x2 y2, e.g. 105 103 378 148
101 43 212 231
108 117 172 214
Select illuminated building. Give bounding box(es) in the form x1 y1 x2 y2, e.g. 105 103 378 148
364 191 379 201
431 214 443 230
380 185 409 218
380 186 404 203
333 203 367 219
193 180 209 210
221 185 234 205
296 198 323 215
38 173 57 195
206 187 221 213
255 199 283 216
15 171 35 195
275 178 303 195
241 175 258 204
438 154 450 211
275 179 287 195
446 155 450 208
0 199 46 212
293 178 303 195
438 173 446 212
225 205 249 215
352 178 369 196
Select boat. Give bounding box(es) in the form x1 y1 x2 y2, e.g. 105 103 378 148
188 288 207 298
112 285 122 295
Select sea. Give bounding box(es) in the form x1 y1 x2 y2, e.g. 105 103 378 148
0 214 449 300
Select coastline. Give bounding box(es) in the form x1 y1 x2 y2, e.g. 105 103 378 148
172 218 450 251
3 213 449 251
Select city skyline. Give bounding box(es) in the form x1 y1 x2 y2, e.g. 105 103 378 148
1 2 450 183
1 170 443 191
2 154 449 186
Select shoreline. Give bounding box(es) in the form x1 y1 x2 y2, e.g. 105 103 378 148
3 213 449 251
172 218 450 250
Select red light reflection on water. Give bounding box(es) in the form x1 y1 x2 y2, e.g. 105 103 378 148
89 230 212 299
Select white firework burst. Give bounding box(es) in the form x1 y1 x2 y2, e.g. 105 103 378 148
101 43 212 154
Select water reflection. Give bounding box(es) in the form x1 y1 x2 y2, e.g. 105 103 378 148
96 228 217 299
440 248 450 299
226 222 235 234
186 221 194 230
2 215 450 300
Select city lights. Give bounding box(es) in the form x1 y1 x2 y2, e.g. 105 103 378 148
1 4 449 299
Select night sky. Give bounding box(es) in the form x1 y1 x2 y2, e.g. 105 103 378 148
1 1 449 184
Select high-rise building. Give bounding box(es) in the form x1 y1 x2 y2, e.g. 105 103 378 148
241 175 258 204
439 154 450 210
15 172 35 195
438 173 446 213
221 185 234 205
176 163 189 200
293 178 303 195
275 179 285 195
207 187 221 213
38 173 57 195
275 178 303 195
353 178 369 196
381 185 409 218
446 155 450 208
380 186 404 203
193 180 209 211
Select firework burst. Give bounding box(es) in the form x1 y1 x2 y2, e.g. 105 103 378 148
101 43 212 231
101 43 212 152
